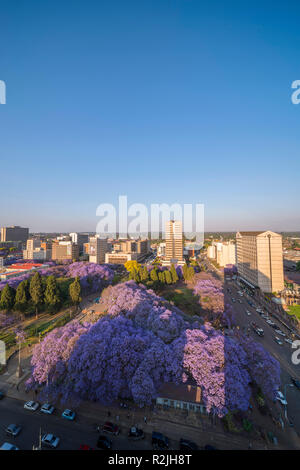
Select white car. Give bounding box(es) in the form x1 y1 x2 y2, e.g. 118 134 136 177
0 442 19 450
285 338 293 345
41 403 55 415
274 336 283 346
41 434 60 448
275 391 287 406
246 310 251 316
275 330 286 337
24 401 40 411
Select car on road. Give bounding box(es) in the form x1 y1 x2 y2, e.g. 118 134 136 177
261 314 269 320
79 444 94 450
40 403 55 415
266 320 275 326
275 391 287 406
97 435 112 449
101 422 120 436
0 391 5 400
128 427 145 440
291 377 300 389
0 442 19 450
24 401 39 411
41 434 60 449
231 298 236 303
246 310 251 316
274 336 283 346
275 330 286 337
152 432 169 450
5 424 22 438
179 438 198 451
285 338 293 345
62 409 76 421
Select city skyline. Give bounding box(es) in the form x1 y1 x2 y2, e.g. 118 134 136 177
1 1 300 232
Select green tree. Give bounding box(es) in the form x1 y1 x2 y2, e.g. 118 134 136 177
150 267 158 282
0 284 15 311
187 266 195 280
170 264 179 283
140 266 149 282
165 270 172 285
14 280 28 312
182 263 189 281
69 276 82 309
158 271 166 284
30 272 44 317
44 275 61 313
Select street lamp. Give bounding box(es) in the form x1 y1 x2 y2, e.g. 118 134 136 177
284 383 294 421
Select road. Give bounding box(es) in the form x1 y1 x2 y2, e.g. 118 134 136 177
0 396 155 450
223 273 300 432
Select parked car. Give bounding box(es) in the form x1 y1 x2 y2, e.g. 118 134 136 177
41 403 55 415
128 427 144 440
285 338 293 345
274 336 283 346
101 422 120 436
41 434 60 448
62 409 76 421
79 444 94 450
24 401 39 411
5 424 22 438
291 377 300 389
179 438 198 451
0 391 5 400
275 330 286 337
152 432 169 450
275 391 287 406
0 442 19 450
97 435 112 449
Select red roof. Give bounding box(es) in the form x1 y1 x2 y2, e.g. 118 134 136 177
9 263 43 270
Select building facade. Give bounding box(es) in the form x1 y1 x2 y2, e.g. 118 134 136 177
51 240 79 261
1 226 29 243
236 231 284 293
89 236 108 264
164 220 184 266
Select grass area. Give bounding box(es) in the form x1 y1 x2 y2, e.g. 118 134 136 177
159 284 202 317
287 304 300 320
0 308 75 359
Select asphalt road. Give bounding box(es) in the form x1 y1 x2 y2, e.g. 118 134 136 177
224 277 300 431
0 397 155 450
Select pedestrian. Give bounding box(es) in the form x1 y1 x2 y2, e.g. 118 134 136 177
144 416 147 424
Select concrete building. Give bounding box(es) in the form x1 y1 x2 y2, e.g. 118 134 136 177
69 233 89 253
105 252 139 265
1 226 29 243
51 240 79 261
164 220 184 266
157 242 166 257
207 242 236 267
236 231 284 293
89 237 108 264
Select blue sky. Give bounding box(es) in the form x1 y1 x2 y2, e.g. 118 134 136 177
0 0 299 232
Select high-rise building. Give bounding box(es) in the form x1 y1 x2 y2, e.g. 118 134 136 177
69 233 89 253
236 231 284 293
1 226 29 243
164 220 184 266
89 237 108 264
51 240 79 261
207 241 236 267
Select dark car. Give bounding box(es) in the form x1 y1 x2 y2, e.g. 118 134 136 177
0 391 5 400
101 422 120 436
97 435 112 450
291 377 300 389
128 427 145 440
152 432 169 450
204 444 217 450
6 424 22 437
179 438 198 451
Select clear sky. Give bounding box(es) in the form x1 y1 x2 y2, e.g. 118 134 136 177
0 0 299 232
